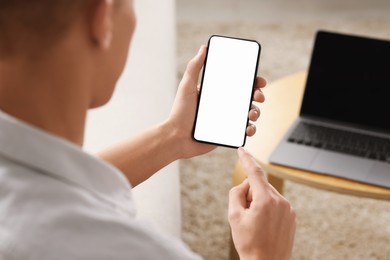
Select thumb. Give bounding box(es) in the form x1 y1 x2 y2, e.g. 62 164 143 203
228 179 250 222
184 45 207 83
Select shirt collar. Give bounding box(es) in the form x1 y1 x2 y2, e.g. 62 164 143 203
0 110 133 213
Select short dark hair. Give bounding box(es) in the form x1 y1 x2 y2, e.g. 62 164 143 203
0 0 87 58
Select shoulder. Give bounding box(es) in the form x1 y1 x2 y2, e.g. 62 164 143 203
0 159 201 260
22 205 201 260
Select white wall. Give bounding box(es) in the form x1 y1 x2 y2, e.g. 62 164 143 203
84 0 181 237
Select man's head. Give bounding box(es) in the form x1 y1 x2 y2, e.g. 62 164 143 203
0 0 84 58
0 0 136 108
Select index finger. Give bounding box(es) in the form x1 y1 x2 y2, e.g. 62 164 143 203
237 147 269 194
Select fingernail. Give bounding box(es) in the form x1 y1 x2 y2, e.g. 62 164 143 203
238 147 246 152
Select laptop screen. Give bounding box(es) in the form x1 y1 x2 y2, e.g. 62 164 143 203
300 30 390 133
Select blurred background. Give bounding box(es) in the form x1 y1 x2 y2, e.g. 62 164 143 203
176 0 390 259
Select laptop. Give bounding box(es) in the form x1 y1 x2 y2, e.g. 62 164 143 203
269 30 390 189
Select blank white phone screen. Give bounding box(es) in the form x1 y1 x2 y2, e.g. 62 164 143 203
193 36 260 148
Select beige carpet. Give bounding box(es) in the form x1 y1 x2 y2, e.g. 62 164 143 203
177 18 390 260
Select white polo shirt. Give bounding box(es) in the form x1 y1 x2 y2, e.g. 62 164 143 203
0 110 201 260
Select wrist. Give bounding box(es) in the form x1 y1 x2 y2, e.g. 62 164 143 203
238 253 266 260
159 119 185 160
235 245 265 260
237 247 290 260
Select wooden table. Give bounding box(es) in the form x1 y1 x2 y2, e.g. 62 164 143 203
230 71 390 260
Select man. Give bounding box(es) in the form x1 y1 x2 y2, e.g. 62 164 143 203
0 0 296 259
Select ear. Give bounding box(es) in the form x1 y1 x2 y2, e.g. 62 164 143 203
89 0 114 49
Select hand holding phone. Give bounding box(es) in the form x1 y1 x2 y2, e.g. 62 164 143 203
193 35 261 148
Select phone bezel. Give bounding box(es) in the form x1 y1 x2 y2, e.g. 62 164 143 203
192 35 261 149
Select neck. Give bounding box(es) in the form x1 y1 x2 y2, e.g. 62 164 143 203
0 54 90 146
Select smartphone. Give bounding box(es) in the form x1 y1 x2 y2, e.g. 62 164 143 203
193 35 261 148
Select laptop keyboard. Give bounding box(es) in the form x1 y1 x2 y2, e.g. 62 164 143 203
287 122 390 163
